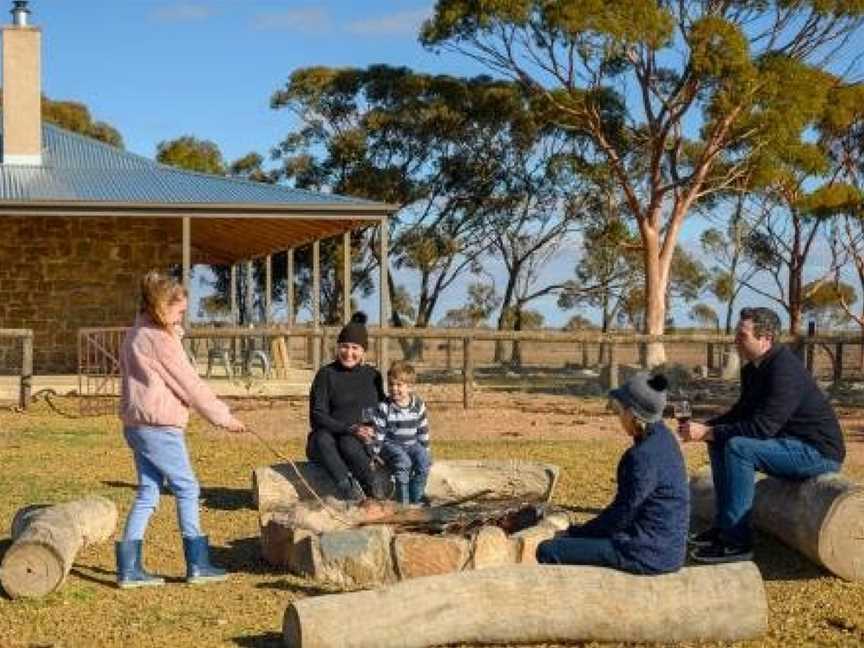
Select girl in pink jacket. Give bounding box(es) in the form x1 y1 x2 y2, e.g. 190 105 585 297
116 271 245 588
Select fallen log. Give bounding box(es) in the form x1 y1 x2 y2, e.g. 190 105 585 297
283 563 768 647
690 468 864 580
253 459 559 513
0 496 117 599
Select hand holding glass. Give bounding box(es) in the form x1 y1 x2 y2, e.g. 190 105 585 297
674 400 692 424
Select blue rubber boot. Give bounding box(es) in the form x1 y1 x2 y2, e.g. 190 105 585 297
182 535 228 584
115 540 165 589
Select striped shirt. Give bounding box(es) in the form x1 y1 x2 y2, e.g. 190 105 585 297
372 394 430 452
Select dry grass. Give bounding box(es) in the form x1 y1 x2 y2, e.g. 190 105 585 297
1 392 864 647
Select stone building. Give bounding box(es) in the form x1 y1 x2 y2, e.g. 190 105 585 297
0 2 394 374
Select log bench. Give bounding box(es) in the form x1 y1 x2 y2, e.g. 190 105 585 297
690 468 864 580
252 459 560 513
0 496 117 599
282 563 768 647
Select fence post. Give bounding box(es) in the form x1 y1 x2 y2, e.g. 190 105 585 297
462 337 474 410
806 321 816 376
320 328 329 369
19 332 32 410
834 343 844 384
706 343 715 372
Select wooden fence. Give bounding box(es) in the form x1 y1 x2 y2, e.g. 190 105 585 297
0 328 32 409
181 325 864 409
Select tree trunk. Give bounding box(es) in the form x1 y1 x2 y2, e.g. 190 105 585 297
0 496 117 599
282 563 767 647
643 226 668 367
690 469 864 580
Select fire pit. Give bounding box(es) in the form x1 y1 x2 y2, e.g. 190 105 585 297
253 460 566 587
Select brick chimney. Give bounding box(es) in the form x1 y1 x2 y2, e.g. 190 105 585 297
2 1 41 165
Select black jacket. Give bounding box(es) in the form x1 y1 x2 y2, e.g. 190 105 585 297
308 361 385 435
709 344 845 463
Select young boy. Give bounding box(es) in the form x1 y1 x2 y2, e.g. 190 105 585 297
371 361 432 505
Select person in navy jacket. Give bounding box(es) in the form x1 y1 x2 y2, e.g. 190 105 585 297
537 372 689 575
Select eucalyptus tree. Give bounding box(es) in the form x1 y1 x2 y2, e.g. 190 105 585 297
421 0 864 365
270 65 556 342
41 97 124 147
156 135 225 174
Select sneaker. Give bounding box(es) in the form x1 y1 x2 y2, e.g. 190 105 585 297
688 527 722 548
690 540 754 564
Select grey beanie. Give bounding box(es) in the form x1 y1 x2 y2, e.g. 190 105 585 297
609 372 669 423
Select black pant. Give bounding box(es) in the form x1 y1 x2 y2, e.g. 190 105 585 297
307 429 373 491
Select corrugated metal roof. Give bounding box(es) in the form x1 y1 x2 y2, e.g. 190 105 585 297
0 123 384 208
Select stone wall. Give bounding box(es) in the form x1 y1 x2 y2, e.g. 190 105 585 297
0 216 181 373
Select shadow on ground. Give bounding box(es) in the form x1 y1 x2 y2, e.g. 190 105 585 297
232 632 284 647
101 480 254 511
209 536 272 576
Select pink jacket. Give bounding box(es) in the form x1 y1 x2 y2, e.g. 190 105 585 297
120 314 232 430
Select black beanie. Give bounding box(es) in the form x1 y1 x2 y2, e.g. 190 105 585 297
337 311 369 349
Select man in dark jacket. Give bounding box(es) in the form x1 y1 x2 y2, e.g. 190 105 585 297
680 307 845 563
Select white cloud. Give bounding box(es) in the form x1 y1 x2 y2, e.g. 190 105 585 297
345 8 430 37
150 3 217 23
251 7 331 32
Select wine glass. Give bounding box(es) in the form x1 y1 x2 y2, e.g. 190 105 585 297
674 400 692 424
359 406 378 444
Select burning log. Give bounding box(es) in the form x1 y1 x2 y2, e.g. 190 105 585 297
0 496 117 599
282 563 768 647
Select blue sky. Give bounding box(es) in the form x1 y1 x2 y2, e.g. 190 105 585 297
39 1 474 163
28 1 833 328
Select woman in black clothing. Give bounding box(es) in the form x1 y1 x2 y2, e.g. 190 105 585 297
307 312 386 500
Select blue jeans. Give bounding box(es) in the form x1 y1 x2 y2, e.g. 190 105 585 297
536 536 623 569
122 425 202 540
708 435 841 546
380 443 431 485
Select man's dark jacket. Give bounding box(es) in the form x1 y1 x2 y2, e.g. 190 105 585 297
708 344 845 463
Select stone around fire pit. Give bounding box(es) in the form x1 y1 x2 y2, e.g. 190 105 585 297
253 460 566 588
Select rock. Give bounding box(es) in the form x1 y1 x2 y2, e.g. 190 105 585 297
314 525 395 587
542 512 571 531
392 533 470 580
469 526 517 570
510 524 558 564
260 517 317 568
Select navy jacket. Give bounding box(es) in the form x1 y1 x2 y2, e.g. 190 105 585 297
709 344 845 463
569 422 689 574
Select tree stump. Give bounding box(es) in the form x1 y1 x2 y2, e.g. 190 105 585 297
282 563 768 647
690 468 864 580
0 496 117 599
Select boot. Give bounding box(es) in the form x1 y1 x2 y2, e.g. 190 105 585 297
182 535 228 584
336 476 366 502
395 481 410 506
408 473 428 505
115 539 165 589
